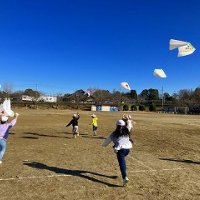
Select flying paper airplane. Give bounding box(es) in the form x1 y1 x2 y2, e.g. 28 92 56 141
153 69 167 78
121 82 131 90
169 39 196 57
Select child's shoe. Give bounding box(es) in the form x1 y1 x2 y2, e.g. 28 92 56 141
123 177 129 187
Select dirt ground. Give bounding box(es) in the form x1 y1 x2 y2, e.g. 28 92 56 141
0 109 200 200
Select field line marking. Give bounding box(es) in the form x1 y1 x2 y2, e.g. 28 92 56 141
185 123 200 127
0 167 185 182
129 157 154 170
129 167 184 173
0 174 71 181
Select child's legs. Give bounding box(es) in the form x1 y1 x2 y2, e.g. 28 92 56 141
0 139 7 161
117 149 130 179
73 126 79 134
93 126 97 135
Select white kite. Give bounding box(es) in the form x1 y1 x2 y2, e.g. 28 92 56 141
0 98 14 117
169 39 196 57
153 69 167 78
121 82 131 90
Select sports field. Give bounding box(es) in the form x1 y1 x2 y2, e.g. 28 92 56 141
0 109 200 200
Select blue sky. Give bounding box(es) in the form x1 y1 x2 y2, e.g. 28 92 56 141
0 0 199 95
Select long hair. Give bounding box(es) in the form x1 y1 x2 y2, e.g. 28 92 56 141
113 125 130 138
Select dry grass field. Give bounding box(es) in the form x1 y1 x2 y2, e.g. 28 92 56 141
0 109 200 200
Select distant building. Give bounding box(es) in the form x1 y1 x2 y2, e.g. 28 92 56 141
22 95 57 102
22 95 34 101
91 105 118 112
38 96 57 103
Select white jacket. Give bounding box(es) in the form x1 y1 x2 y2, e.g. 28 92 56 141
102 133 132 150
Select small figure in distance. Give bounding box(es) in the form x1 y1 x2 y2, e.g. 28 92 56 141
66 113 80 139
90 114 98 136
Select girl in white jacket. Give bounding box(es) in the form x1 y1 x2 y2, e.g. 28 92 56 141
102 119 132 186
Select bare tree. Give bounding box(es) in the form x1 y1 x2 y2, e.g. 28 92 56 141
192 87 200 103
2 83 13 98
178 89 193 106
92 89 111 105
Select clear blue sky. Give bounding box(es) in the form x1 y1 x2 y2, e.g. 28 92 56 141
0 0 199 95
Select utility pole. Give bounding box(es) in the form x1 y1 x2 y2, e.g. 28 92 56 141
35 84 38 109
161 86 164 109
35 84 38 92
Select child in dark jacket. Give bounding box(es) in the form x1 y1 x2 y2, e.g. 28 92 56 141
66 113 80 138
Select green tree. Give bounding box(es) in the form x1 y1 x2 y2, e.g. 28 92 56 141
23 89 40 99
149 103 156 111
148 89 159 100
139 105 145 111
123 104 129 111
131 104 137 111
140 89 149 101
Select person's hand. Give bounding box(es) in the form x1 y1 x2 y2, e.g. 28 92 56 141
130 138 134 144
15 113 19 117
113 149 118 153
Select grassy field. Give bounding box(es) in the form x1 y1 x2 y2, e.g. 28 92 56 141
0 109 200 200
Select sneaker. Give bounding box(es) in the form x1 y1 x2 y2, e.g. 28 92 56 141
123 177 129 186
73 134 77 139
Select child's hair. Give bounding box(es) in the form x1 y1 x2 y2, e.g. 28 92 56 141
91 114 96 118
1 116 8 124
113 125 130 138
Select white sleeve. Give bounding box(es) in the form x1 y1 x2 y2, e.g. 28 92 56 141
126 120 133 132
102 134 112 147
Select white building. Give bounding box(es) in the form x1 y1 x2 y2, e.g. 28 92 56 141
22 95 34 101
22 95 57 102
38 96 57 102
91 105 118 112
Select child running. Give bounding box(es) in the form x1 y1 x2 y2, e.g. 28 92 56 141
66 113 80 139
102 119 132 186
0 113 19 164
90 114 98 136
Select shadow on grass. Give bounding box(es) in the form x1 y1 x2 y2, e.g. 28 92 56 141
81 135 106 140
21 136 39 139
23 161 121 187
160 158 200 165
23 132 67 138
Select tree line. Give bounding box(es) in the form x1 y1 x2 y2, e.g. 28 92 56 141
0 84 200 113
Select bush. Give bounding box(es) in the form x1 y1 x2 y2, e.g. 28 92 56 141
123 104 129 111
131 105 137 111
139 105 145 111
189 104 200 114
149 103 156 111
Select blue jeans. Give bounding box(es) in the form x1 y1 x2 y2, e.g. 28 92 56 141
117 149 130 179
0 139 7 161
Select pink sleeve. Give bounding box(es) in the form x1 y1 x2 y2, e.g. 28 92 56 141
9 119 17 127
